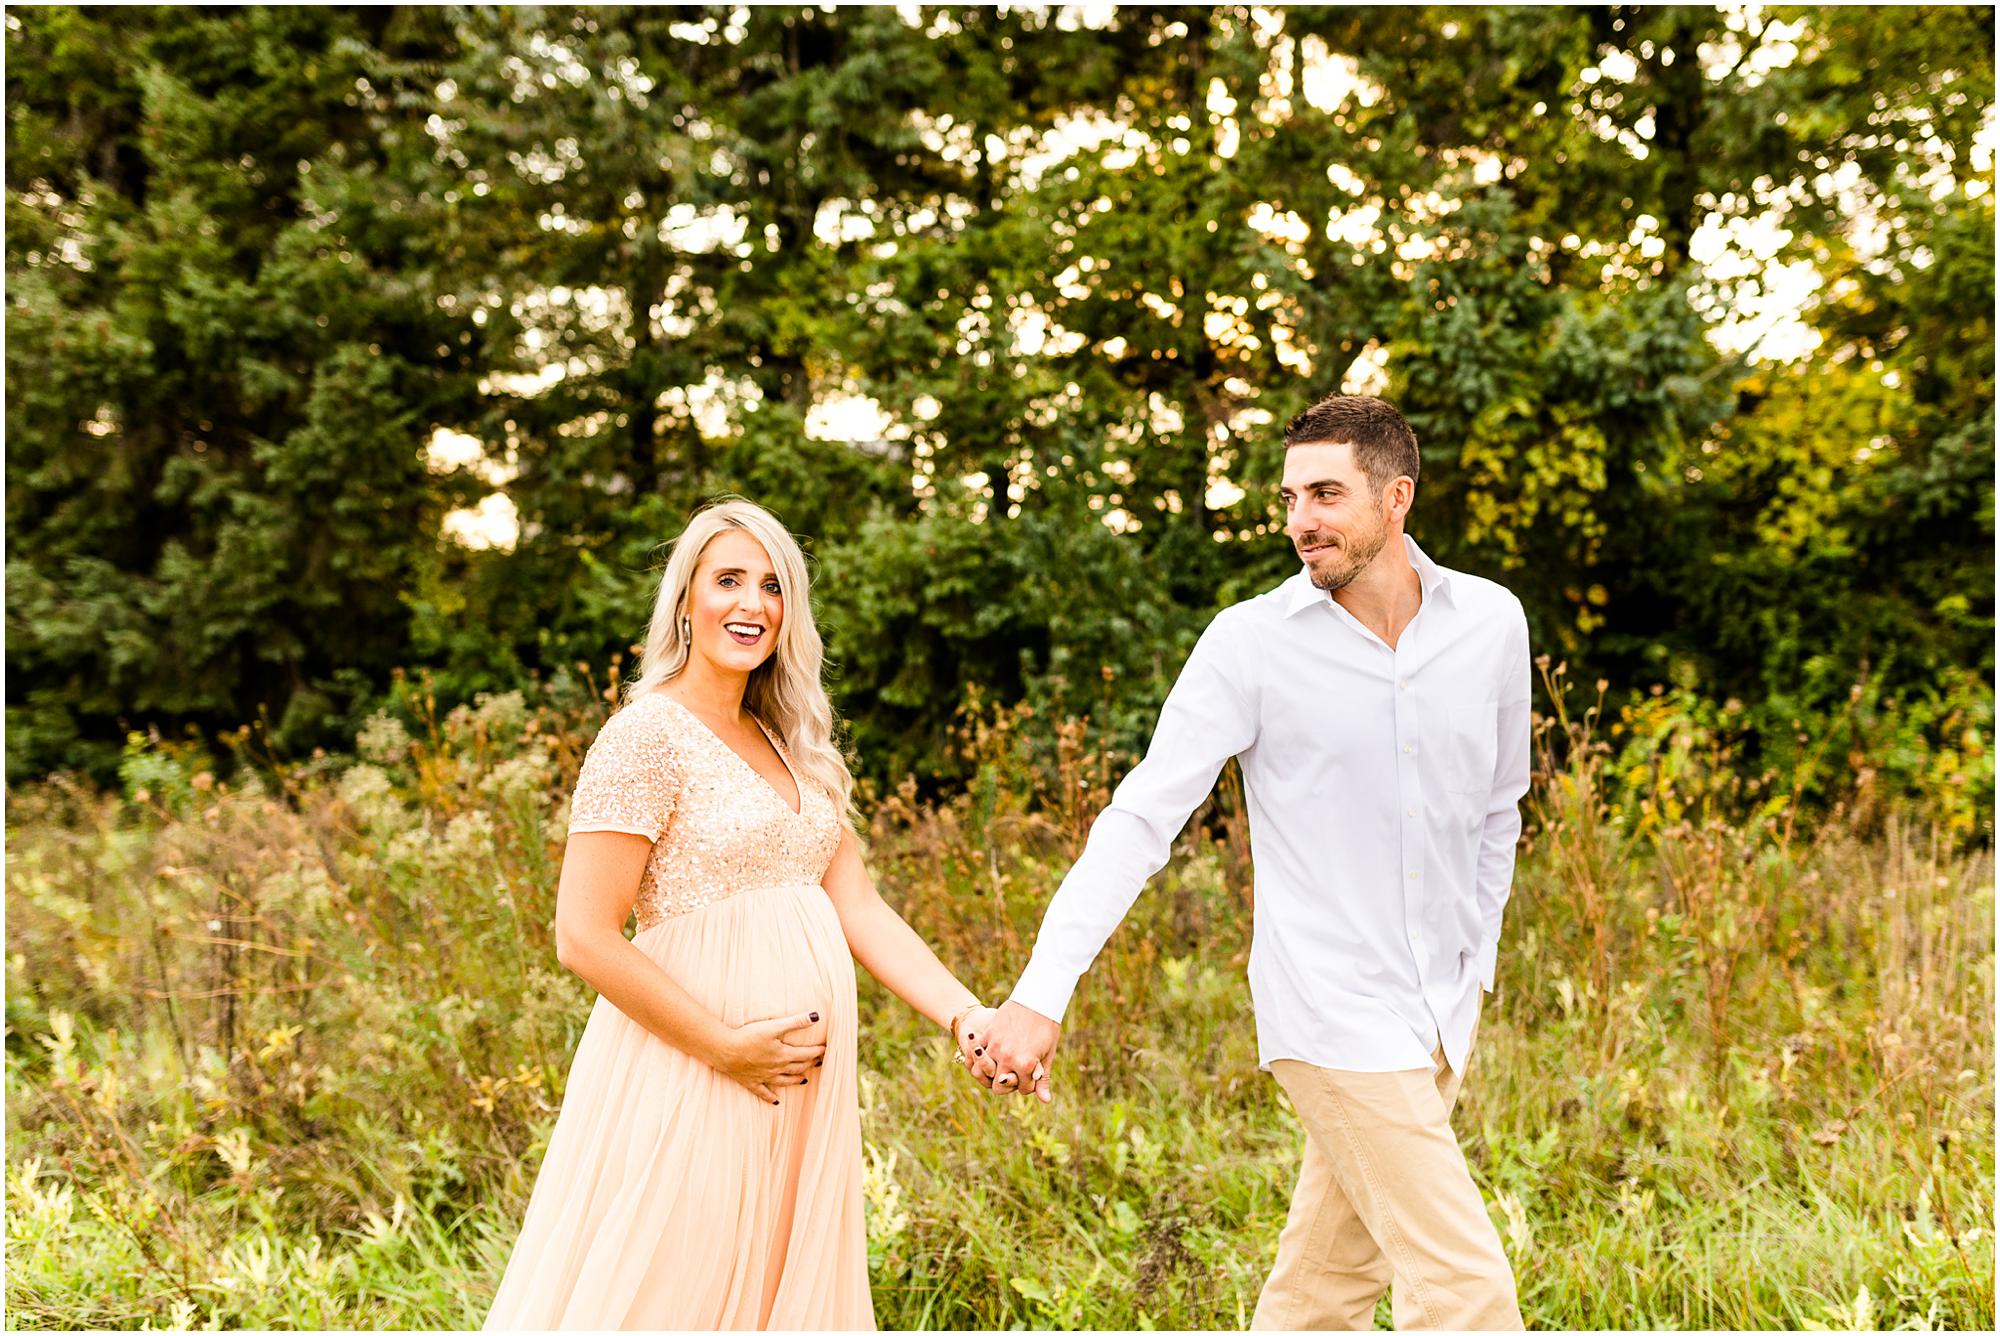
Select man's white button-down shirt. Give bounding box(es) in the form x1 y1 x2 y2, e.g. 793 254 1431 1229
1010 536 1532 1075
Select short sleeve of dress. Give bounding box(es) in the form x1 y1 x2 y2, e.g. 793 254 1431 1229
566 701 681 842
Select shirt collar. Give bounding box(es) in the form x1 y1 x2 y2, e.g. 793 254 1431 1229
1406 534 1456 607
1280 533 1455 618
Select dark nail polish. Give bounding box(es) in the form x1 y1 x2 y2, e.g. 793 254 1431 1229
974 1047 984 1056
801 1078 808 1086
809 1012 820 1022
816 1059 823 1067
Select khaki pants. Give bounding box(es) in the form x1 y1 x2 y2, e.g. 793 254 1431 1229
1251 1024 1523 1331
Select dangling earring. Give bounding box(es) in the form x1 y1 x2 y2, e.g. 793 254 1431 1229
680 616 691 640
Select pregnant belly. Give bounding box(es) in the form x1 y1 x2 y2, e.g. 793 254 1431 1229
633 881 854 1051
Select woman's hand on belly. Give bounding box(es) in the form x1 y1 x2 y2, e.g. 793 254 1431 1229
709 1009 827 1105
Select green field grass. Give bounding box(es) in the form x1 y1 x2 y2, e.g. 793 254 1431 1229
6 681 1992 1329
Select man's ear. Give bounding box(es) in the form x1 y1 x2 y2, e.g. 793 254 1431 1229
1386 475 1416 526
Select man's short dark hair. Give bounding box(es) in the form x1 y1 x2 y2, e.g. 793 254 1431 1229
1283 394 1420 495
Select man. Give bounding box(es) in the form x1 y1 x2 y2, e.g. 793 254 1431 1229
969 394 1532 1330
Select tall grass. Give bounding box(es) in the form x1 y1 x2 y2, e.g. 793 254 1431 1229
5 669 1992 1329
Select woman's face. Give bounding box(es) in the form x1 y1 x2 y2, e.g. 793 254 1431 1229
685 528 786 678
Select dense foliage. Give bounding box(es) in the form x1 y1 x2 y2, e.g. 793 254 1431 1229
7 6 1993 827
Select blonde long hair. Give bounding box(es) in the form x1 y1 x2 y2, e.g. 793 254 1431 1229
624 499 853 815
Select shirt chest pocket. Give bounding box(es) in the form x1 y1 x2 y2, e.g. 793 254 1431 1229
1424 697 1500 798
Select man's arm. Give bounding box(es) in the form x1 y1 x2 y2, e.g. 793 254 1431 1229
973 612 1259 1098
1472 605 1532 991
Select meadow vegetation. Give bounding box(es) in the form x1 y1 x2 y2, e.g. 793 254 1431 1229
5 668 1992 1329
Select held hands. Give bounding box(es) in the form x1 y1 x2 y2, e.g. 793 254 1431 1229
713 1009 826 1105
952 1003 1001 1064
959 1000 1060 1105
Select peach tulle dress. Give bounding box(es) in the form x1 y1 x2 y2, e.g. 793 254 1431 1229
483 691 872 1330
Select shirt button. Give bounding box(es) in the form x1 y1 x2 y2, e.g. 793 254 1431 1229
1408 870 1419 881
1403 743 1414 754
1399 679 1410 691
1406 807 1418 818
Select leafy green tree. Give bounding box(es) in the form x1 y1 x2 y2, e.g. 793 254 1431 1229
7 5 1990 813
6 6 475 779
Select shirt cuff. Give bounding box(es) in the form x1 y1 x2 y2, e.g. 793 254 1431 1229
1474 935 1499 992
1008 956 1081 1024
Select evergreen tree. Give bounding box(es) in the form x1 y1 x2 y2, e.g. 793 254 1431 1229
7 5 1990 806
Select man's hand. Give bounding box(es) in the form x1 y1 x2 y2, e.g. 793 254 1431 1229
968 1000 1061 1104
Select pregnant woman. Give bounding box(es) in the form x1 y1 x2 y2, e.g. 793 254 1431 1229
483 499 997 1329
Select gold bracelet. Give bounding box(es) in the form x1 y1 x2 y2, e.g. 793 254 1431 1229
947 1000 983 1049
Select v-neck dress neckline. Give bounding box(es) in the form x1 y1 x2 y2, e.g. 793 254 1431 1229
656 691 804 816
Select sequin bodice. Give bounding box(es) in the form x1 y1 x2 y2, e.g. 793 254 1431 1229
565 692 846 931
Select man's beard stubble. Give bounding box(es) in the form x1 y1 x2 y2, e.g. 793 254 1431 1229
1302 513 1390 593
